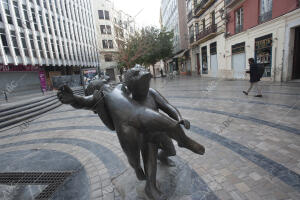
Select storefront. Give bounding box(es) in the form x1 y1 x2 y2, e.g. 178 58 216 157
255 34 273 77
0 65 46 93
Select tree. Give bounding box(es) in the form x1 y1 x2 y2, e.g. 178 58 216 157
117 26 174 76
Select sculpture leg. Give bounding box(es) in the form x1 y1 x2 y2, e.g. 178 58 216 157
116 125 146 180
157 135 176 166
141 143 166 200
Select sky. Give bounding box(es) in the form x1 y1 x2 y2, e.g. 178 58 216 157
113 0 161 28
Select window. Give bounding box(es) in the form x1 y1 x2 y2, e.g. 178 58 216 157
44 38 50 58
29 34 37 57
57 40 62 59
235 7 243 33
10 31 20 56
31 8 39 31
104 11 110 20
102 40 108 48
13 1 22 27
104 54 112 62
22 4 31 29
211 11 215 25
98 10 104 19
52 16 58 36
36 36 44 58
108 40 113 48
50 39 56 59
259 0 272 23
202 19 205 31
232 42 245 54
210 42 217 55
0 28 10 55
100 25 106 34
39 11 45 33
106 25 111 34
195 23 199 35
45 14 51 33
3 0 13 25
20 33 29 57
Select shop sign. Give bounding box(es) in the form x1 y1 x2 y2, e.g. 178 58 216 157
82 68 98 88
0 65 39 72
255 34 272 50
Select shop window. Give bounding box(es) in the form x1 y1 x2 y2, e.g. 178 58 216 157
98 10 104 19
0 28 10 55
232 42 245 54
108 40 113 49
255 34 272 77
104 54 113 62
235 7 243 33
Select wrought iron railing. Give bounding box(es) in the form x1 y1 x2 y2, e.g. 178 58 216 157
235 24 243 33
190 35 195 44
194 0 208 15
259 11 272 23
196 24 217 41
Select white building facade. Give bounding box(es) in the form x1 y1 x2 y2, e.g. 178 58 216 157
91 0 137 81
0 0 100 92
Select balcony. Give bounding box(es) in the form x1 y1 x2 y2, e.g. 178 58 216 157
195 24 217 43
194 0 215 17
190 35 194 44
225 0 243 9
259 11 272 24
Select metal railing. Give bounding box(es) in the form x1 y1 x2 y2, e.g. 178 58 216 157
259 11 272 23
196 24 217 41
194 0 208 15
235 24 243 33
190 35 195 44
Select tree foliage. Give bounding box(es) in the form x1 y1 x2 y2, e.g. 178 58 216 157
117 26 173 70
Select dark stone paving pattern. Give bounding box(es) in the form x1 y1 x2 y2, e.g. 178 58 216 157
0 138 126 177
0 149 89 200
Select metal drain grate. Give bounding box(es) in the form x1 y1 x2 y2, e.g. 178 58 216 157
0 171 74 199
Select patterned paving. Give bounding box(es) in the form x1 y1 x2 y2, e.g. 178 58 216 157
0 77 300 200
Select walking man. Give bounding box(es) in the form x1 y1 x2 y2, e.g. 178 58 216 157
243 58 263 97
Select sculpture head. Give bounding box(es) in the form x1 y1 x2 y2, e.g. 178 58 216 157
124 66 151 99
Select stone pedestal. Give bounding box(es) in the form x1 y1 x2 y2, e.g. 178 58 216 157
112 156 215 200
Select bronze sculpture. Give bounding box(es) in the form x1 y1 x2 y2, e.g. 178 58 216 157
57 67 205 200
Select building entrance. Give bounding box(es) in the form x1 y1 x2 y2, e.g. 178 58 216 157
292 27 300 79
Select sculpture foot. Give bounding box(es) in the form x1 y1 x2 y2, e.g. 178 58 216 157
178 141 205 155
145 184 166 200
158 156 175 167
135 168 146 180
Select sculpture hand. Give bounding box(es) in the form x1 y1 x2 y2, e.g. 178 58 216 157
178 119 190 129
57 85 75 104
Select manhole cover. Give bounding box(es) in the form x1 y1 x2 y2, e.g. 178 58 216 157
0 171 74 199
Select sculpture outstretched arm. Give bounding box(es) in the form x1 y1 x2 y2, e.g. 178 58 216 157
149 88 190 129
57 85 97 111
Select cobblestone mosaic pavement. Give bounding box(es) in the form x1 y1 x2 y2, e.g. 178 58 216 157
0 77 300 200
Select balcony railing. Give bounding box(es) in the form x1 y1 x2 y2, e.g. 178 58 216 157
259 11 272 24
188 11 193 22
194 0 209 15
235 24 243 33
196 24 217 41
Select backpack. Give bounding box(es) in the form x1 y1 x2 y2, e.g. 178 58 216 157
257 64 265 78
